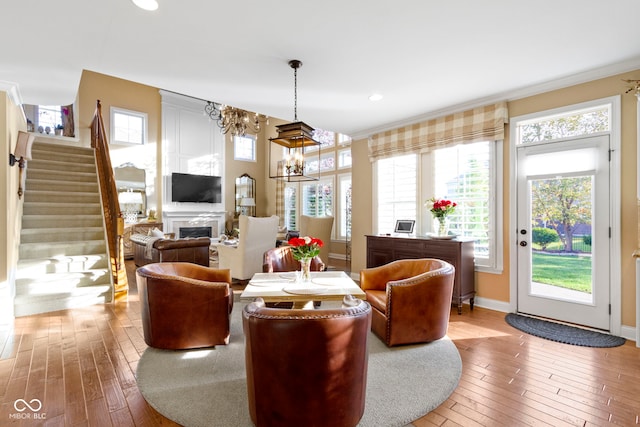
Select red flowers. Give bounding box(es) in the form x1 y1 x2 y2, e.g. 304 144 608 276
425 197 457 219
287 236 323 260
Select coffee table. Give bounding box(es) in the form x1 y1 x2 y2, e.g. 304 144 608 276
240 271 366 309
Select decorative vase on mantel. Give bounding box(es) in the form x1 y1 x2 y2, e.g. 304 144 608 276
299 257 312 283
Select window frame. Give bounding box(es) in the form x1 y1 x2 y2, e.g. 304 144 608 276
110 107 147 145
233 134 257 162
422 141 503 272
373 142 503 273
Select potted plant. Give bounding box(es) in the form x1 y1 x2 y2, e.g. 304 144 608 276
54 124 64 136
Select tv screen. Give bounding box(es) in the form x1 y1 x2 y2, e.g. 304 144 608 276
171 173 221 203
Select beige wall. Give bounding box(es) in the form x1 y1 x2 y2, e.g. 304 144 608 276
351 69 639 328
78 71 163 215
0 89 29 323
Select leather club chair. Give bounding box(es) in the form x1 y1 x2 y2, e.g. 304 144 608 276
136 262 233 349
242 296 372 427
262 245 325 273
359 258 455 347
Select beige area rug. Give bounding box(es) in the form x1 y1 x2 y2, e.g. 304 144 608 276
136 303 462 427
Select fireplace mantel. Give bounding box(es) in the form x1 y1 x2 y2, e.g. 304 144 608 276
163 211 226 238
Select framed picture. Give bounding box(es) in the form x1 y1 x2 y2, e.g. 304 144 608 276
394 220 415 234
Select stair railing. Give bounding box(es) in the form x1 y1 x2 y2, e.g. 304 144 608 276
90 100 128 298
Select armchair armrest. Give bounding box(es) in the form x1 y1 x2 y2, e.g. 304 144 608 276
360 262 406 291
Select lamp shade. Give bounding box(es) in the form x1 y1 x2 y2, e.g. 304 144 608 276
240 197 255 207
15 131 35 160
119 191 144 204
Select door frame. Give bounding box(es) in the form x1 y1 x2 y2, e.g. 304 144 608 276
509 96 622 335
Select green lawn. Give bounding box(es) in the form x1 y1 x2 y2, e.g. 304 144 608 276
532 252 592 293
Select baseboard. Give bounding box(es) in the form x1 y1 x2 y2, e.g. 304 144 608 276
473 296 511 313
620 325 638 344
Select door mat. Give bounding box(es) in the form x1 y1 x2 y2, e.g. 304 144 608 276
505 313 626 348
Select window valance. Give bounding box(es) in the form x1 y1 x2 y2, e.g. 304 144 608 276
368 101 508 161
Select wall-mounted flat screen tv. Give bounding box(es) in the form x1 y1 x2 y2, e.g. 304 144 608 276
171 172 222 203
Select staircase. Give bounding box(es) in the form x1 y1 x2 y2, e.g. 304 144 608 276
14 142 112 317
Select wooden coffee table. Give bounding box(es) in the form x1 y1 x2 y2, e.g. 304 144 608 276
240 271 366 309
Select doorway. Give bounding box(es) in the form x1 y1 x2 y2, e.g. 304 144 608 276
515 135 610 330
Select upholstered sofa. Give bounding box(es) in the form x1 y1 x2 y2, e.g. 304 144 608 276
130 234 211 267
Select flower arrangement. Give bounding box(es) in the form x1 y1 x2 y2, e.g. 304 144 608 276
425 197 457 236
425 197 457 219
287 236 323 260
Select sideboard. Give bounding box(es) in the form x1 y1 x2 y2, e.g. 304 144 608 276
365 235 475 314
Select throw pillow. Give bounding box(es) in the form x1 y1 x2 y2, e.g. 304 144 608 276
150 227 164 238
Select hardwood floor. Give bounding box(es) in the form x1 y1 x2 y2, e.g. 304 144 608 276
1 261 638 426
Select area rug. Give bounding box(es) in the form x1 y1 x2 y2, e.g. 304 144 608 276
136 304 462 427
505 313 626 347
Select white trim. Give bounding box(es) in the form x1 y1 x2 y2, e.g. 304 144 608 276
474 297 511 314
509 95 622 334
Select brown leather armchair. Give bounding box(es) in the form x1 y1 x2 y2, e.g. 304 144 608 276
359 258 455 347
136 262 233 349
262 245 325 273
242 297 372 427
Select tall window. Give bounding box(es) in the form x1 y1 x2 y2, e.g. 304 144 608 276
375 154 417 234
338 174 352 239
431 141 496 264
284 184 298 230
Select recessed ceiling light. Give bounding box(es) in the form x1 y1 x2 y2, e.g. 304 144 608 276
132 0 158 11
369 93 383 102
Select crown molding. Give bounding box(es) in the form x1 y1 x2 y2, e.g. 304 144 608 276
351 56 640 141
0 80 23 107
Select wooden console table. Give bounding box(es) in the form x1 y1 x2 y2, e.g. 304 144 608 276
366 235 475 314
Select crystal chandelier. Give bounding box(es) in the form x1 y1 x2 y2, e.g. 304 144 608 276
269 60 320 182
204 102 264 136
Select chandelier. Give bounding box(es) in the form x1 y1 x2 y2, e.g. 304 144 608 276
269 60 320 182
204 102 264 136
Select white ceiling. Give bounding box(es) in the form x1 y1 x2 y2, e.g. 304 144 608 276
2 0 640 138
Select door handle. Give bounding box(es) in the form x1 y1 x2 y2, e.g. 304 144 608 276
519 241 527 247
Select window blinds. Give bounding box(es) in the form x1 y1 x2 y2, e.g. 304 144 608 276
368 101 508 162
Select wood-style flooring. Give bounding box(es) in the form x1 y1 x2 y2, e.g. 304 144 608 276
1 261 639 426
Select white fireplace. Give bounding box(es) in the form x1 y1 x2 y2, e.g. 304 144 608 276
163 211 226 238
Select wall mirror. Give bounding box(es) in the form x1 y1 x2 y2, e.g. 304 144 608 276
235 173 256 217
114 163 147 223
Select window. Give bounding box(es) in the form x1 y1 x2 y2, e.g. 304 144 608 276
307 152 335 173
311 128 335 149
517 104 610 144
374 144 502 271
284 184 298 231
430 141 498 267
111 107 147 145
23 104 76 137
234 134 257 161
375 154 417 234
338 174 352 239
338 148 352 169
302 178 334 217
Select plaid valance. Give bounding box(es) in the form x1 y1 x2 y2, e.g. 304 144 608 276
368 101 508 161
